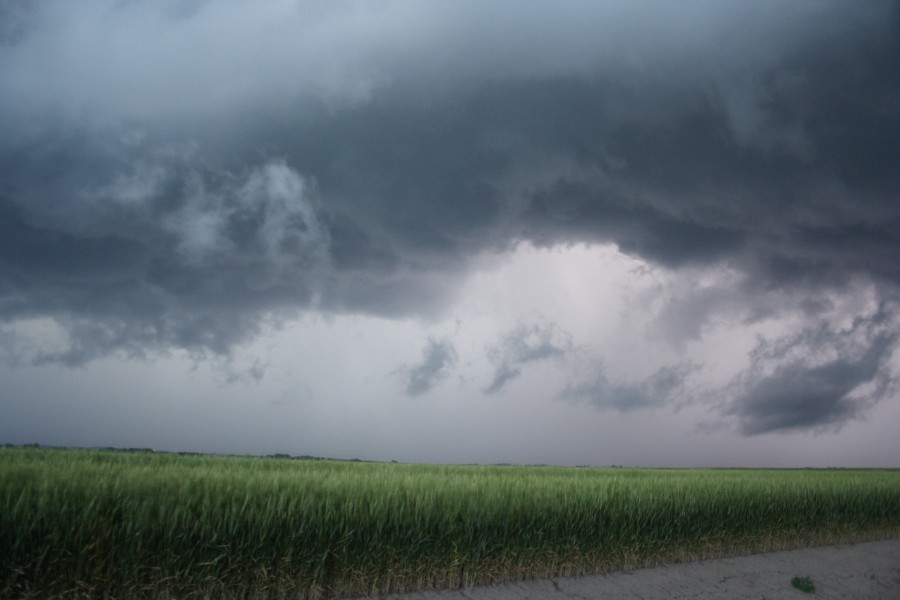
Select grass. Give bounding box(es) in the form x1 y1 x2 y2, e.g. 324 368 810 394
1 446 898 599
791 575 815 593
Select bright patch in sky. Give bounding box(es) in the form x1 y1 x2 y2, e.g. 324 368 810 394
3 243 897 466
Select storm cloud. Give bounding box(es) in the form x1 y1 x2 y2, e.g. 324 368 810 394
726 306 899 434
1 1 899 451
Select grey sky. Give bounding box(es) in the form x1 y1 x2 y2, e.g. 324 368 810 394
1 0 898 466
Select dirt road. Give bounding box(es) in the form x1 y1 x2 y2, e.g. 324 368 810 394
360 539 899 599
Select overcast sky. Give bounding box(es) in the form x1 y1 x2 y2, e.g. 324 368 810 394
2 0 899 467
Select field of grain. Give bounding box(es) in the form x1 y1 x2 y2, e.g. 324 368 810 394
2 447 898 599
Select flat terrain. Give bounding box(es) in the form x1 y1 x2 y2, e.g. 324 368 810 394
3 448 898 598
358 539 900 600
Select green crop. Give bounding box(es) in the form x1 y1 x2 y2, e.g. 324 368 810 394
2 447 898 599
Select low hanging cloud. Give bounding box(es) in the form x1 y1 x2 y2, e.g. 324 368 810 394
724 306 899 435
398 338 457 397
562 363 697 412
0 0 898 384
484 320 572 394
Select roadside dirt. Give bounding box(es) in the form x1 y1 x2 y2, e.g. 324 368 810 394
358 538 900 599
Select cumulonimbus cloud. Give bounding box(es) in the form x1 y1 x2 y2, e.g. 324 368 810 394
0 0 898 380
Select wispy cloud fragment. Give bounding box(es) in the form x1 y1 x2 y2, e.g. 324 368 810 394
398 337 457 397
484 320 572 394
562 362 696 412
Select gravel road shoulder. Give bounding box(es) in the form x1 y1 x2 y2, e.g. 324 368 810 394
361 539 900 600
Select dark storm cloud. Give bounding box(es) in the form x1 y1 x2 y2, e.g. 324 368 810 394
398 338 457 397
726 307 899 434
0 0 898 371
563 363 696 412
484 321 572 394
0 158 328 361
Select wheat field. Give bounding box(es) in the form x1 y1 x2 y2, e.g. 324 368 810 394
2 446 898 599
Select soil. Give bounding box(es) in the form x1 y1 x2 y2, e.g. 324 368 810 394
357 538 900 599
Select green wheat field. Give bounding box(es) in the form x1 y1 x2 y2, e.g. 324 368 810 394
2 446 898 599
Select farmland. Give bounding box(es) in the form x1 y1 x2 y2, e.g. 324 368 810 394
2 447 898 599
